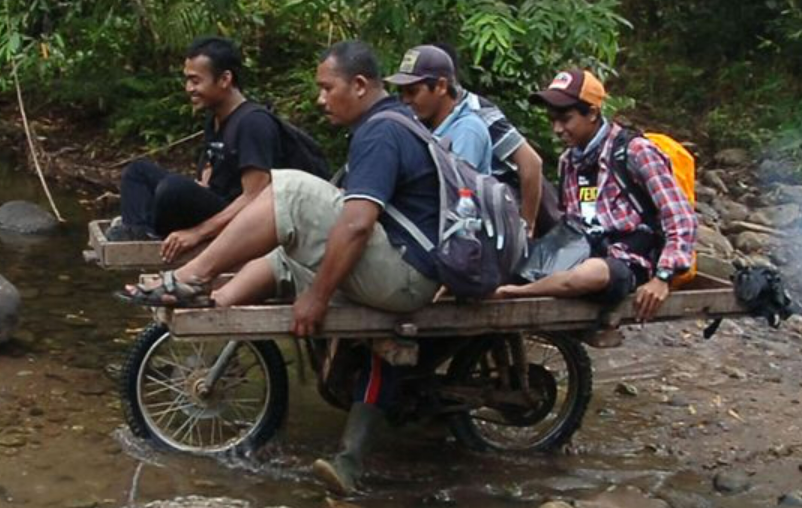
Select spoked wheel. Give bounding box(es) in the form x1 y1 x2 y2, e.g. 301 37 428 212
447 332 592 452
121 322 288 454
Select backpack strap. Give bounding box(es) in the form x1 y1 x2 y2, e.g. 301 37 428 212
609 128 660 231
220 101 265 151
368 110 443 253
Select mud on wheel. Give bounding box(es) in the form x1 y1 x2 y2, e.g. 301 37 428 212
121 322 289 454
447 332 592 452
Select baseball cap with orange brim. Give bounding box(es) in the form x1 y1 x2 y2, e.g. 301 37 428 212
531 69 606 109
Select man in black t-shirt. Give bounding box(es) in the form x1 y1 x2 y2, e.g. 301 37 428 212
107 37 277 263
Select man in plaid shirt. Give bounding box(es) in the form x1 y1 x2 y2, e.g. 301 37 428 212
494 69 697 322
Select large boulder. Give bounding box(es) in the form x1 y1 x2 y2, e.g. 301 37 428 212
715 148 751 167
0 274 21 343
734 231 776 254
0 200 58 234
697 225 734 258
749 203 801 229
713 198 750 223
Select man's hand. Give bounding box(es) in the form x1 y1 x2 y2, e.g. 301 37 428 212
161 229 204 263
490 284 529 299
634 278 670 322
292 289 330 337
198 163 212 187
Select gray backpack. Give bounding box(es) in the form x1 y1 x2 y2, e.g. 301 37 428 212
371 111 527 299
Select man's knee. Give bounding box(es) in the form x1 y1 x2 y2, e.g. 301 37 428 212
154 174 194 207
562 258 610 294
122 159 160 183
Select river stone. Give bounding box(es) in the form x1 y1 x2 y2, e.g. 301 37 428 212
577 485 670 508
713 470 751 494
775 184 802 204
779 491 802 506
0 274 20 343
749 203 802 228
695 202 719 223
697 225 734 258
0 200 58 234
539 502 573 508
759 154 801 183
695 184 717 204
714 199 750 223
734 231 774 254
715 148 751 167
702 171 729 194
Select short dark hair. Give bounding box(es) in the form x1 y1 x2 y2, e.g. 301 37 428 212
423 77 458 99
320 40 381 82
186 36 243 88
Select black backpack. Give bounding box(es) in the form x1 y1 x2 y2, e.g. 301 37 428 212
221 101 330 179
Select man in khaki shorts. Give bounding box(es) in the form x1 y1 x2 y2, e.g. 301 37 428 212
121 40 441 495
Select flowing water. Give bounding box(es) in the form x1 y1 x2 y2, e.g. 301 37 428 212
1 158 799 508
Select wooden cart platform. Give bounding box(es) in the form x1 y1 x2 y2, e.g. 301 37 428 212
83 219 206 270
163 258 746 342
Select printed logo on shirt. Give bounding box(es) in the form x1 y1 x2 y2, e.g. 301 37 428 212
549 72 573 91
577 173 598 224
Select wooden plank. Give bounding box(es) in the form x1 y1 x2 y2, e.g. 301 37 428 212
86 219 206 270
167 284 747 342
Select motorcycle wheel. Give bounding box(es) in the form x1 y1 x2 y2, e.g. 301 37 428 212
446 332 592 452
121 322 288 454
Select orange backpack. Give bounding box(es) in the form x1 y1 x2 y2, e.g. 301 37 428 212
611 130 696 288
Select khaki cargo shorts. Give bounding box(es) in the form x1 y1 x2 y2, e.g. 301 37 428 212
265 170 439 313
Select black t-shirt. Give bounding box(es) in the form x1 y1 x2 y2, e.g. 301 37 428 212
343 97 440 279
199 101 280 202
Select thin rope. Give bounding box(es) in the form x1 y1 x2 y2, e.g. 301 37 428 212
6 5 65 222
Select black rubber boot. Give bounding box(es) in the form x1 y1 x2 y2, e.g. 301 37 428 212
312 402 383 495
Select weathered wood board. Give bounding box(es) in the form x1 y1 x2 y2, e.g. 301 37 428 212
84 220 206 270
164 272 746 342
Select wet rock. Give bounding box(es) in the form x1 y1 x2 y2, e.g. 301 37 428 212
65 500 99 508
734 231 774 254
697 225 734 258
484 483 541 503
0 435 26 448
724 365 747 380
779 491 802 506
658 490 713 508
749 203 802 229
775 184 802 204
668 394 690 407
716 148 751 167
77 384 107 396
714 199 750 223
615 382 639 397
695 184 717 204
759 153 800 183
695 202 719 225
28 406 44 417
713 470 751 494
0 200 58 234
577 485 669 508
539 502 573 508
422 489 457 505
0 274 20 343
702 171 729 194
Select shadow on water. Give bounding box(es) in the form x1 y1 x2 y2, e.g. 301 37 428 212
0 159 778 508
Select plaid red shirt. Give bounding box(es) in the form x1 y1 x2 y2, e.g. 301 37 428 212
559 123 697 275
